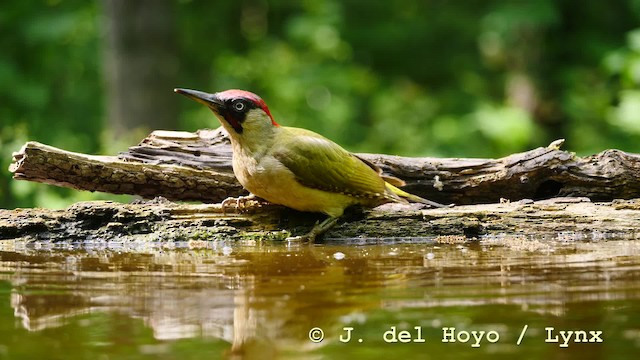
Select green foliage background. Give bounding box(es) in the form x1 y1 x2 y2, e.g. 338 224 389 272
2 0 640 209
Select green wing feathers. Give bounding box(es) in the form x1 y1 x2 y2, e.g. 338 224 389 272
385 182 447 208
273 127 447 208
273 128 391 200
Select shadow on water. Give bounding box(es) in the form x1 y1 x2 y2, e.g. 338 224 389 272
1 236 640 359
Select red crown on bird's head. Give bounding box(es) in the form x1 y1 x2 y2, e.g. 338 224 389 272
216 89 278 126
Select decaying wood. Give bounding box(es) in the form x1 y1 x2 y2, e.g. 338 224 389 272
10 128 640 205
1 198 639 243
9 129 243 202
6 129 640 243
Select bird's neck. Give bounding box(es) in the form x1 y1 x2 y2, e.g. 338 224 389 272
228 125 279 160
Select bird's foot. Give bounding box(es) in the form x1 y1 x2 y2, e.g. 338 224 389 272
285 222 319 244
285 216 340 244
220 194 261 214
285 234 314 244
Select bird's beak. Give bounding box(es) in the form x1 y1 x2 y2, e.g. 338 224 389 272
174 88 224 112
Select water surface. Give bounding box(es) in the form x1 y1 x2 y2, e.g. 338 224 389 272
1 237 639 359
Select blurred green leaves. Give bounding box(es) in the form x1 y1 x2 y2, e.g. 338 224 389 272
606 28 640 135
1 1 102 209
2 0 640 209
609 90 640 134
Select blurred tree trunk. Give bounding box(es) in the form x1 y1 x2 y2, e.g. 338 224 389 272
101 0 179 141
0 174 14 209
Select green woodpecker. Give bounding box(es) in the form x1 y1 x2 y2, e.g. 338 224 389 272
175 88 446 241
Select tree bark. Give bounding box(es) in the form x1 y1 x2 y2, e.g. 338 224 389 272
9 134 242 203
1 198 639 243
5 131 640 243
9 130 640 205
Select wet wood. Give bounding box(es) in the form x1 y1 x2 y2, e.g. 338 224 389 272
1 198 639 243
10 129 640 205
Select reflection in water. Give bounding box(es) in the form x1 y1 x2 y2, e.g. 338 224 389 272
1 238 640 359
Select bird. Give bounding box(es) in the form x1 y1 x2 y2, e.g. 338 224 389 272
174 88 447 242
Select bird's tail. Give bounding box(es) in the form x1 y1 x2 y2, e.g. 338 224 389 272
385 183 449 208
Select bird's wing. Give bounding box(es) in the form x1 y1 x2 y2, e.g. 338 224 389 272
272 130 389 199
353 154 406 187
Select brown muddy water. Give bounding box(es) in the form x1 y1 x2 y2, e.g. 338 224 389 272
0 236 639 360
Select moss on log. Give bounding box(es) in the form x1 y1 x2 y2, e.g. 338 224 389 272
1 198 639 243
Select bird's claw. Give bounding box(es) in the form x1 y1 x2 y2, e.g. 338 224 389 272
220 194 260 214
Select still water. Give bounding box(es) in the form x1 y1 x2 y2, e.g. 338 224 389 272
0 236 639 360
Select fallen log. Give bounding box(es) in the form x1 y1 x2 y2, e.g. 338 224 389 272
1 198 639 243
8 130 242 202
9 129 640 205
5 130 640 243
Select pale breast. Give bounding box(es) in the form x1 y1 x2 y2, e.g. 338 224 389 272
232 154 357 217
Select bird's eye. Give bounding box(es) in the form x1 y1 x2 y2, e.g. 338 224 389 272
233 101 245 112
